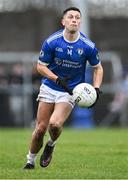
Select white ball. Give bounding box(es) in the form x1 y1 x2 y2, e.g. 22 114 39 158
73 83 97 108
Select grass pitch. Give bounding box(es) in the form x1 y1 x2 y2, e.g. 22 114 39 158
0 127 128 179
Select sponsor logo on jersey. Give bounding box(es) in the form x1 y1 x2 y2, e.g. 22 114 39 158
54 58 82 69
55 47 63 52
54 58 63 65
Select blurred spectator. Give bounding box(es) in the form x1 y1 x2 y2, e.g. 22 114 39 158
0 64 8 86
9 63 23 85
100 69 128 127
9 63 23 126
32 64 41 91
32 65 41 120
0 62 41 127
0 63 11 126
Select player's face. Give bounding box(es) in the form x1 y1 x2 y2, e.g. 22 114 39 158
62 10 81 33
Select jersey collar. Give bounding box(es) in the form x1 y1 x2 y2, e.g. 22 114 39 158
63 30 80 43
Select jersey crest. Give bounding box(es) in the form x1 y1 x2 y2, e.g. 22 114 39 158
77 48 84 56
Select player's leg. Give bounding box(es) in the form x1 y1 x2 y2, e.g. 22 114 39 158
49 102 72 141
40 102 73 167
24 101 54 169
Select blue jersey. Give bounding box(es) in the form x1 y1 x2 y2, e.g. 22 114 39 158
38 29 100 92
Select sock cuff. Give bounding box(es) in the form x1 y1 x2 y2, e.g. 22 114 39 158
26 151 37 165
28 151 37 158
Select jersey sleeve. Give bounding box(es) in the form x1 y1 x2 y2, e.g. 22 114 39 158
87 47 100 67
38 40 53 65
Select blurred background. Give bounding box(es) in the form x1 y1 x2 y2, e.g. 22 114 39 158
0 0 128 128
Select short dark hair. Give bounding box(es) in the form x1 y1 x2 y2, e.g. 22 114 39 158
63 7 81 17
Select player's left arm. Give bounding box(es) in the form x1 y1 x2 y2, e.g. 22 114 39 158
87 47 104 107
93 63 103 89
87 47 104 88
88 63 103 107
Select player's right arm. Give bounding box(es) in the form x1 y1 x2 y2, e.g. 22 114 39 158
37 63 72 95
37 40 72 94
37 63 58 82
37 40 58 82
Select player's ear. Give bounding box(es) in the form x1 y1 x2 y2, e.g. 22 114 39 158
61 18 65 27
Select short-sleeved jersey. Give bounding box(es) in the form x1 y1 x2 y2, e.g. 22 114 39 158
38 29 100 92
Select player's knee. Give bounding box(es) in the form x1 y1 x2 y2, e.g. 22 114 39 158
33 123 47 140
49 122 62 140
49 122 61 132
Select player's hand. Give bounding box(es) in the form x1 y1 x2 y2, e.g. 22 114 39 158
89 88 102 108
56 77 73 95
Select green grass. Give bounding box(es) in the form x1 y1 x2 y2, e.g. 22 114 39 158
0 128 128 179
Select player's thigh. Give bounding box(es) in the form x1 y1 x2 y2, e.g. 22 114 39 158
36 101 54 127
49 102 73 127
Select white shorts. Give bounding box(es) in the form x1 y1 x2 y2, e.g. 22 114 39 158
37 84 75 108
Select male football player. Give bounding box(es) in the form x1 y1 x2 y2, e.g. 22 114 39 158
24 7 103 169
